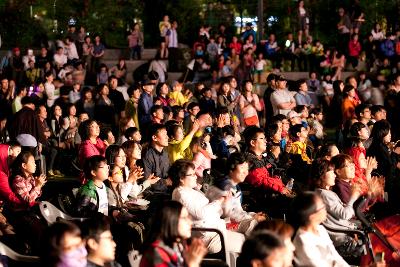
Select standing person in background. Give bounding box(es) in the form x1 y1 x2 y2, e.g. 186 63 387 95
159 15 171 59
337 7 352 54
167 21 179 72
82 36 93 71
297 0 310 45
91 35 105 73
128 23 144 60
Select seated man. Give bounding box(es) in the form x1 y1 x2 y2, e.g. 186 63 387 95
81 215 122 267
243 126 291 196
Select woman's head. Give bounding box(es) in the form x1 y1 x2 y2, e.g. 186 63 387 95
156 83 170 97
220 81 230 95
315 144 339 161
370 120 391 145
12 150 36 177
97 83 109 96
289 192 326 229
149 201 192 247
105 145 126 169
67 103 76 116
169 159 196 189
78 120 100 141
52 104 62 117
238 231 288 267
331 154 355 180
243 80 253 92
121 140 142 167
349 121 369 144
41 221 86 267
266 124 282 143
167 123 184 141
310 158 336 189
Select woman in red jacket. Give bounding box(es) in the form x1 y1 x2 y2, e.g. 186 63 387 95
78 120 107 174
348 33 361 69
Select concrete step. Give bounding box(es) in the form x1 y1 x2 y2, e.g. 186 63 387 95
102 48 157 60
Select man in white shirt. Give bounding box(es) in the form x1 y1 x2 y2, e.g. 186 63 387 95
270 75 296 116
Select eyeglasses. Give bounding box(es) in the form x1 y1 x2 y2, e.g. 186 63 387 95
99 164 110 169
185 172 196 177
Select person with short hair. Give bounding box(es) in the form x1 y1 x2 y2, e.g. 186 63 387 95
40 221 87 267
76 155 109 217
270 76 296 116
142 124 170 193
82 215 121 267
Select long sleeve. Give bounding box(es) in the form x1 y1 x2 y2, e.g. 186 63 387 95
318 190 355 220
12 176 41 205
294 226 350 267
173 188 221 220
246 168 285 193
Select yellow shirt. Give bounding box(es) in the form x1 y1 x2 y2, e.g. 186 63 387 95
290 141 312 164
168 91 189 107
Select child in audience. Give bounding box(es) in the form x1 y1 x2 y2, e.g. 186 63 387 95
289 124 312 164
76 155 110 217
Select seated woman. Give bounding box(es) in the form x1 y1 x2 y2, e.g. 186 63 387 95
289 192 350 267
78 120 107 174
170 159 245 257
310 158 364 256
121 140 160 199
140 201 207 267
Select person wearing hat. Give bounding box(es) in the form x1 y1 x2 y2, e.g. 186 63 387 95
270 75 296 116
138 78 155 128
241 22 256 44
287 110 302 126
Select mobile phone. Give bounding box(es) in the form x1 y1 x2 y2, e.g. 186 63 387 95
375 252 385 262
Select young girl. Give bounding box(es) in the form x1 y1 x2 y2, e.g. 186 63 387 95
12 151 46 207
239 80 261 127
63 103 79 149
167 120 200 163
254 53 267 84
121 141 160 199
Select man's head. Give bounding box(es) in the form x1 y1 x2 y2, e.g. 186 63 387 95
37 105 48 120
150 124 169 148
81 215 116 265
227 153 249 184
21 96 35 110
108 76 118 90
244 126 266 154
151 105 164 122
275 76 287 90
355 104 371 121
370 105 386 121
187 102 200 116
8 141 21 160
1 78 8 90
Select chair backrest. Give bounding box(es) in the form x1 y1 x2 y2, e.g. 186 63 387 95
39 201 73 225
191 227 227 262
0 241 39 263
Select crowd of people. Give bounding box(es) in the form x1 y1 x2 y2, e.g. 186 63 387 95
0 1 400 267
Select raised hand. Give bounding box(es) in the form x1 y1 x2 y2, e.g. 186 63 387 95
184 238 207 267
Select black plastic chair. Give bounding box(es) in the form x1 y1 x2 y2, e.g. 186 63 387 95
191 227 228 267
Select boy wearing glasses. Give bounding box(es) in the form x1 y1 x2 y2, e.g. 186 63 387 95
76 155 110 217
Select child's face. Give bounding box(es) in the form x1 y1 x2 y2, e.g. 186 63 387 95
132 131 142 142
110 166 124 184
22 155 36 175
93 161 109 181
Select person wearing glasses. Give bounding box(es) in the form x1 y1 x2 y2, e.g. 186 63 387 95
170 159 244 265
82 215 121 267
76 155 110 217
290 192 350 267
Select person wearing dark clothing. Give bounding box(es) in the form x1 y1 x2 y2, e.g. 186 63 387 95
263 74 276 125
141 124 170 193
8 97 46 144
